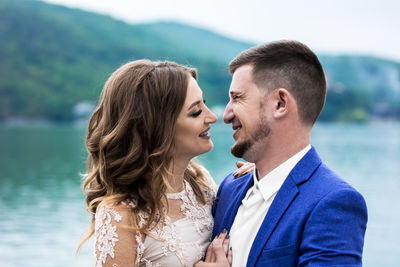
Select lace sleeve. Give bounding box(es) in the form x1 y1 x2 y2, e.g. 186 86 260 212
94 204 137 267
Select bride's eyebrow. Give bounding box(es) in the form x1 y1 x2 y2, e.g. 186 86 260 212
187 100 201 110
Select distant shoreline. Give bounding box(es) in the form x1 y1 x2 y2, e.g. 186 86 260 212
1 116 399 128
0 116 89 127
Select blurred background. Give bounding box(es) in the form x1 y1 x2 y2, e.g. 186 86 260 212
0 0 399 266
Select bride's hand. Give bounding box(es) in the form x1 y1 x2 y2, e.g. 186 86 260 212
195 231 232 267
233 161 255 178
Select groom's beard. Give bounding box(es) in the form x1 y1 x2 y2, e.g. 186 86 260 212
231 120 271 159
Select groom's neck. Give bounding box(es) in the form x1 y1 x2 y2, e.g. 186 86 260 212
255 136 310 179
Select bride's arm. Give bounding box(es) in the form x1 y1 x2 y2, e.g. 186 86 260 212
94 205 138 267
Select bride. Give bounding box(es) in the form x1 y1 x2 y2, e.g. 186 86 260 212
78 60 250 266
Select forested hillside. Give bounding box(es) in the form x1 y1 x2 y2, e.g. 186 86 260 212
1 0 399 122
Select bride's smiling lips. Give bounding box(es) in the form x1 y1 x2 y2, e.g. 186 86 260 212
199 127 211 139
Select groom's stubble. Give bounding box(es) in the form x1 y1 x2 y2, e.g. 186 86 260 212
231 113 271 160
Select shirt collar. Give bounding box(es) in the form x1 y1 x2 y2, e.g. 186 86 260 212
250 144 311 202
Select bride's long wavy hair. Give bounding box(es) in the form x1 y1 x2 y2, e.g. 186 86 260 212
78 60 211 250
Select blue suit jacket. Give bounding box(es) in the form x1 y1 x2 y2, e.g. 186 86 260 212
212 147 368 266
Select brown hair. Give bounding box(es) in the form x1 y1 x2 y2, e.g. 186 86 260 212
229 40 326 125
78 60 211 250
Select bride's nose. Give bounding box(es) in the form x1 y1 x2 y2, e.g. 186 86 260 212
205 109 217 124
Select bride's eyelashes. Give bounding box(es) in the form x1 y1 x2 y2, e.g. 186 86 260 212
189 99 206 117
190 109 202 117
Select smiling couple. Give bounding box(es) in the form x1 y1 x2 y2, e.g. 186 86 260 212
81 40 367 267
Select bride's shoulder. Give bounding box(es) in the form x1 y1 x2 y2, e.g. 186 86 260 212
95 200 137 228
196 165 218 200
197 164 216 185
94 201 138 266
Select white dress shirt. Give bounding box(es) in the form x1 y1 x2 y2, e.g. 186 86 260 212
230 145 311 267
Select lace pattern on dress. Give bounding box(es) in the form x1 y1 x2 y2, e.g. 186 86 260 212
133 179 216 267
93 168 217 267
168 181 214 235
94 206 122 267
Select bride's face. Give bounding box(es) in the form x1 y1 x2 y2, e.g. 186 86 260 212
173 77 217 159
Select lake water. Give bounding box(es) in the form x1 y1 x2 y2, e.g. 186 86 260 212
0 122 399 266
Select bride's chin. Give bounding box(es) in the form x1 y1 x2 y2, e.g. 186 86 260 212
206 142 214 151
197 143 214 156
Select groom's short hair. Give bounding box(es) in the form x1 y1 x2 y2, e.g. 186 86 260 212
229 40 326 126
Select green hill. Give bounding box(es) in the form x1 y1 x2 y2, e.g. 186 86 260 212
0 0 250 121
320 55 400 121
0 0 399 122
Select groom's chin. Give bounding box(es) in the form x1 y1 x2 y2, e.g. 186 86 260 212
231 140 251 158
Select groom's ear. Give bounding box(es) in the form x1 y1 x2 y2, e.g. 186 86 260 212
272 88 291 119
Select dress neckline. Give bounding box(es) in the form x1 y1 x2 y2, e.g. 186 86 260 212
166 180 188 199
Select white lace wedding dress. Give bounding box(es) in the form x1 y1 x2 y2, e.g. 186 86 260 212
94 172 217 267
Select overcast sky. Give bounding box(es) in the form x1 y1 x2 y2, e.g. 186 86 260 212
43 0 400 62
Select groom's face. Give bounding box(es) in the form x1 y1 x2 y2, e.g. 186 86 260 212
223 65 271 162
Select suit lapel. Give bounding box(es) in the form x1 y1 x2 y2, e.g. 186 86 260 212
246 147 322 266
246 177 299 266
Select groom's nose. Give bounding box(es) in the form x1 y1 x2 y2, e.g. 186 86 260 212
223 102 234 124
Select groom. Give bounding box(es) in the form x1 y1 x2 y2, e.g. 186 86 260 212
199 40 368 266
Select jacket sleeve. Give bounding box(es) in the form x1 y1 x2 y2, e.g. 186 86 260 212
298 187 368 266
211 181 222 218
211 181 224 240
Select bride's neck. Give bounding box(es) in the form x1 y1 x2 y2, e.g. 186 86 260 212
167 158 190 193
